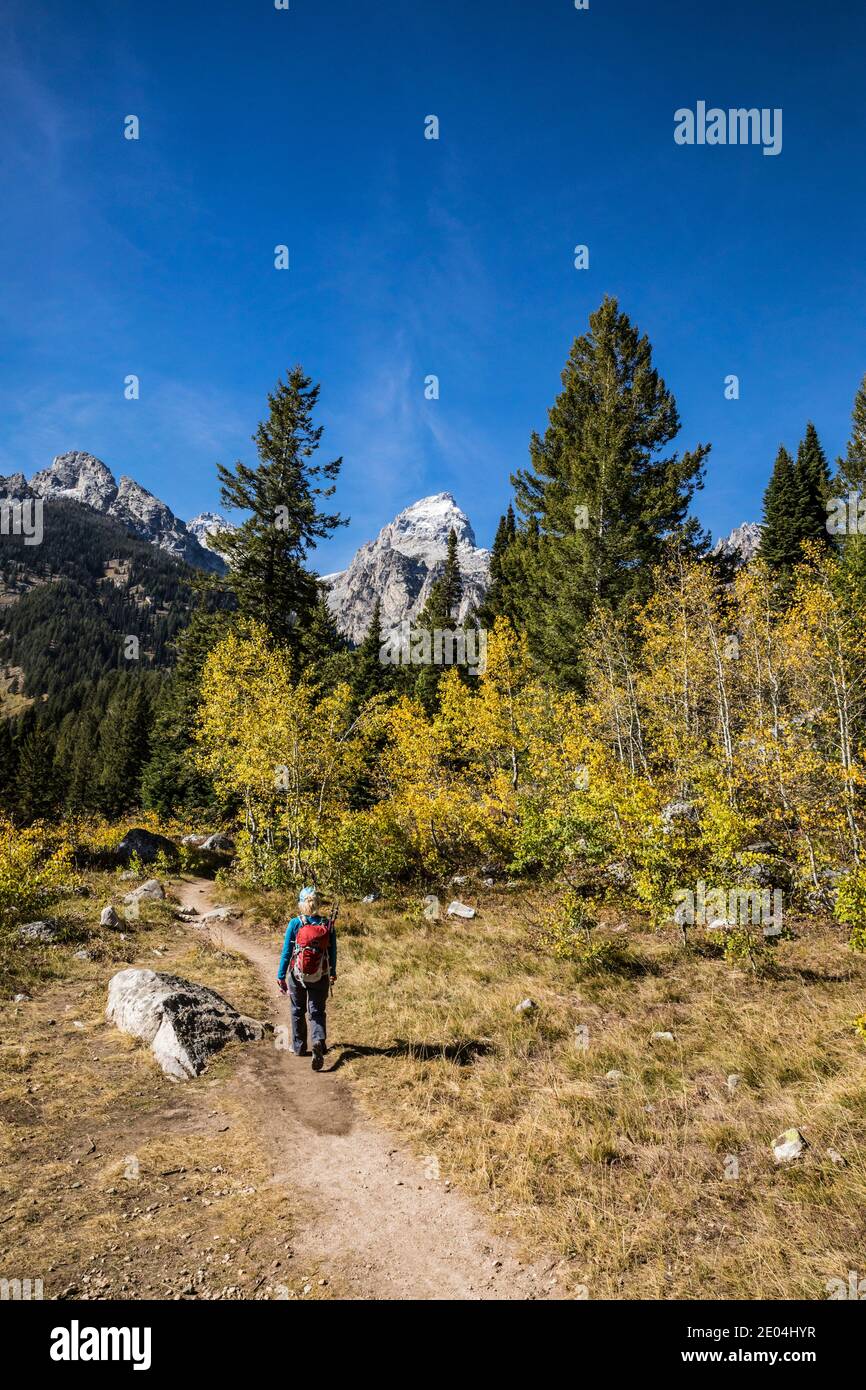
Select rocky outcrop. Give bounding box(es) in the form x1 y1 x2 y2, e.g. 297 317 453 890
106 968 267 1080
711 521 762 566
30 451 117 512
0 472 32 499
324 493 490 644
27 453 226 574
18 919 59 942
112 476 224 572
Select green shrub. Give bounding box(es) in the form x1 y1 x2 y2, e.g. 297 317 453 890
833 868 866 952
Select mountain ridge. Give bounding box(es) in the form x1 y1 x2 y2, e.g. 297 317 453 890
2 452 226 574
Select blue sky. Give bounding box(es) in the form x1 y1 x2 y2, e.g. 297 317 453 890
1 0 864 570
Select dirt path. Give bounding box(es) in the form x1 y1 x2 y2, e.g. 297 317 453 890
174 877 563 1300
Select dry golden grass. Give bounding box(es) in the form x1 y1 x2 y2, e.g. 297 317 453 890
233 881 866 1300
0 874 330 1300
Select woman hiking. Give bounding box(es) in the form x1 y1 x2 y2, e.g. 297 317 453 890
277 886 337 1071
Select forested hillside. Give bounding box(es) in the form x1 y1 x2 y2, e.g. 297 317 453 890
0 500 229 822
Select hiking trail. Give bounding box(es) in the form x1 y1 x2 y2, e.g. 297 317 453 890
173 877 563 1301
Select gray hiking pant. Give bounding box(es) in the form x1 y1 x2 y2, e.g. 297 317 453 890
287 975 328 1053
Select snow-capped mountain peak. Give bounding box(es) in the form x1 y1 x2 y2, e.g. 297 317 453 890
187 511 235 550
324 492 490 644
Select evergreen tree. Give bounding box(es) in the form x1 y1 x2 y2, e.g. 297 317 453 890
97 680 152 817
211 366 347 652
141 607 233 819
759 445 806 572
59 707 100 814
0 719 17 811
297 589 352 690
15 721 60 824
795 421 831 544
478 504 524 627
836 372 866 494
835 372 866 592
511 296 709 686
351 599 391 702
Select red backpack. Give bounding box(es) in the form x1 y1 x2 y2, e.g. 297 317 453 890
291 918 330 985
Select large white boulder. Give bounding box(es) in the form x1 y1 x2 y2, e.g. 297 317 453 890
106 968 266 1081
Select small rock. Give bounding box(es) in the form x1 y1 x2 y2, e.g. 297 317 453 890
123 879 164 904
74 950 90 960
447 900 476 919
451 874 469 885
661 799 699 830
201 833 234 853
100 905 121 930
13 993 30 1003
826 1147 846 1167
514 998 537 1015
199 906 242 924
361 893 380 904
605 860 633 888
651 1030 675 1043
726 1073 742 1094
482 878 494 887
772 1127 808 1164
605 1069 625 1083
18 919 59 942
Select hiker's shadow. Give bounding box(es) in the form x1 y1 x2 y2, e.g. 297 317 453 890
326 1039 494 1073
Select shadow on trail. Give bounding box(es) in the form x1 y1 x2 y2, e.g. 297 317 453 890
326 1038 495 1072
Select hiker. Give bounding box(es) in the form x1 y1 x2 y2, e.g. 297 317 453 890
277 886 337 1071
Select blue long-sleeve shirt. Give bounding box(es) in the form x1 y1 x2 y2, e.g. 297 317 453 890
277 915 337 983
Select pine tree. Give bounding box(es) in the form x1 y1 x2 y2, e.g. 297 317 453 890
97 681 152 817
511 296 709 687
352 599 392 702
141 607 233 819
837 372 866 493
297 589 352 690
795 422 831 544
0 719 17 813
15 721 60 823
211 366 347 652
835 372 866 593
478 505 525 628
759 445 805 572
